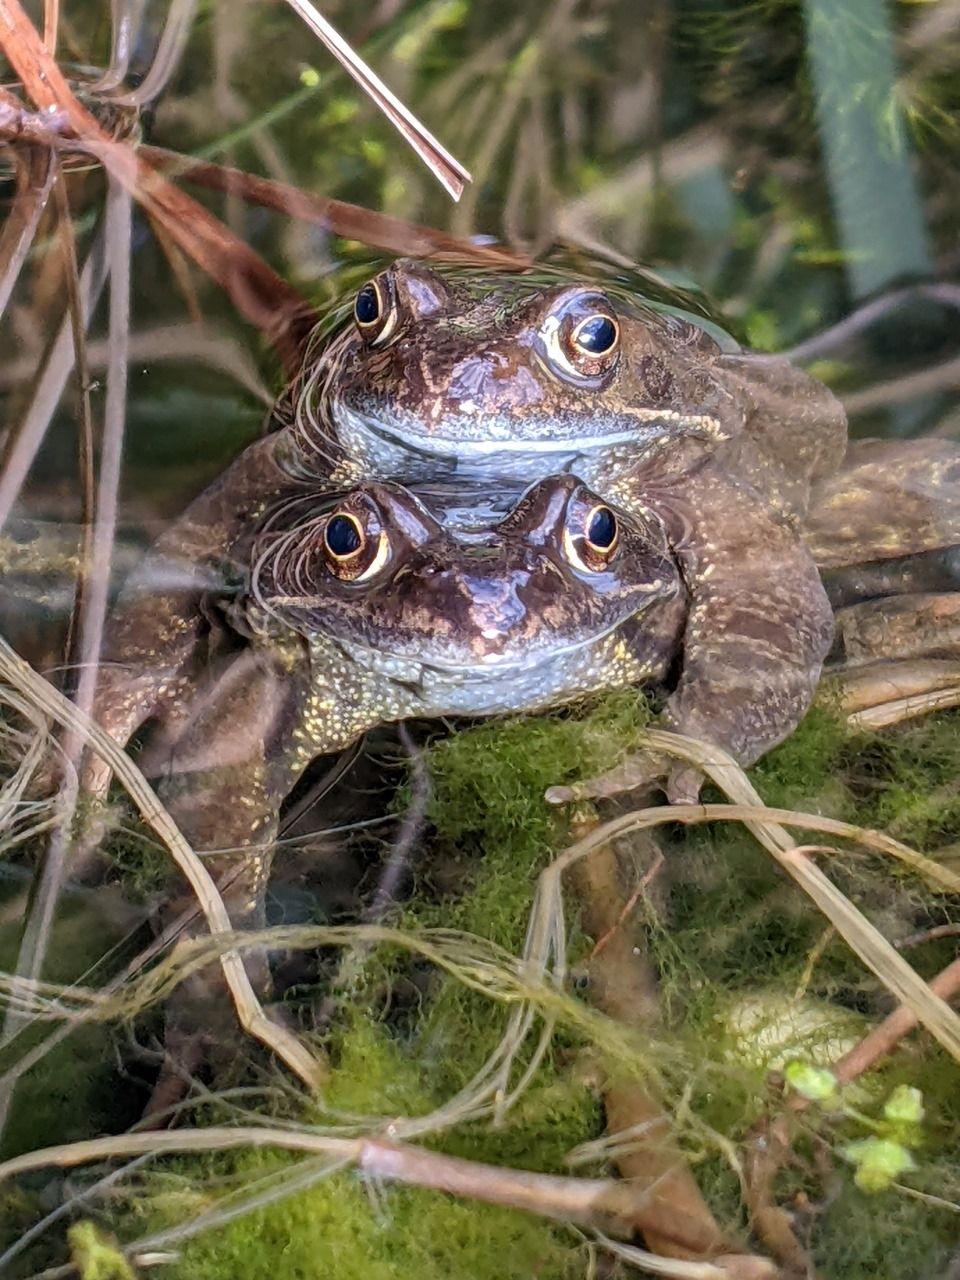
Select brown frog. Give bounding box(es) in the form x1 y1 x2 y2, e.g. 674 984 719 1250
88 262 847 805
142 474 687 923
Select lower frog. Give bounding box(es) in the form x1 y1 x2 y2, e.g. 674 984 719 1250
141 473 686 926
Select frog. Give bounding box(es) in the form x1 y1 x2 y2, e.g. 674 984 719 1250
85 261 847 810
140 473 687 927
807 436 960 720
547 433 960 802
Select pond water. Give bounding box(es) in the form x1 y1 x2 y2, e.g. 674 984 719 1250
0 3 959 1279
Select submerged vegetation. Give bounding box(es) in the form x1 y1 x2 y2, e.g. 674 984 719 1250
0 0 958 1277
2 692 956 1278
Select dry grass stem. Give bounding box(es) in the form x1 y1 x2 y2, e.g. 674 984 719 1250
0 636 326 1089
281 0 470 200
848 685 960 728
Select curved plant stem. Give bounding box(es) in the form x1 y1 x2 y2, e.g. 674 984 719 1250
0 636 326 1090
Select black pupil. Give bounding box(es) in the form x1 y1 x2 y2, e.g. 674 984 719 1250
587 507 617 550
576 314 616 354
355 284 380 326
326 515 362 557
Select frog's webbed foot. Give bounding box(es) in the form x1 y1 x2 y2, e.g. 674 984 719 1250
544 751 703 807
545 750 666 806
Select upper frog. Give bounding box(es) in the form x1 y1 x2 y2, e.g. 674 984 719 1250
89 261 847 817
282 260 846 515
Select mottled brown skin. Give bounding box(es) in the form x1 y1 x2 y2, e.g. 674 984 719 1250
90 261 847 808
143 476 687 925
808 437 960 604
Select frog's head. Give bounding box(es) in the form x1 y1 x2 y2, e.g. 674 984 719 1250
297 261 736 487
252 474 683 672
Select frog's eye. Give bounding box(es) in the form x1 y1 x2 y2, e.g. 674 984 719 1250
571 313 620 357
539 291 621 385
562 499 620 572
354 276 398 346
322 508 391 582
324 513 363 559
585 504 618 553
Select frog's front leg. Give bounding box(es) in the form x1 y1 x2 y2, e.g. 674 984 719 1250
146 630 377 929
141 629 379 1089
662 460 835 769
550 461 833 805
84 433 298 806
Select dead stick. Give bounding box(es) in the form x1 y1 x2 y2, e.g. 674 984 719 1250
567 811 754 1263
0 0 313 372
140 146 528 269
832 955 960 1089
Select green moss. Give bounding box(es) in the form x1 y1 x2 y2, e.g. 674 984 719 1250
143 1009 595 1280
159 1153 583 1280
414 689 653 946
69 1222 135 1280
16 695 960 1280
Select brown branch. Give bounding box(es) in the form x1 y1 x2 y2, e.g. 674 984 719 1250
139 146 529 269
0 1125 656 1239
0 1124 772 1278
830 955 960 1088
0 0 314 372
568 816 740 1261
565 813 782 1277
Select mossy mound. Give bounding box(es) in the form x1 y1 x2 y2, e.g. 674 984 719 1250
6 695 960 1280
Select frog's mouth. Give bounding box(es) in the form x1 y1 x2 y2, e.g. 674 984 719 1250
336 613 640 676
329 402 726 484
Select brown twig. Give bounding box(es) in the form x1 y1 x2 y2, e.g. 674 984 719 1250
0 1124 761 1279
829 955 960 1088
139 146 528 268
0 1124 655 1237
568 813 743 1262
0 0 314 371
895 923 960 950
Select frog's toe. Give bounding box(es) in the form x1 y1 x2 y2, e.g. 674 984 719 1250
544 750 667 805
665 763 704 806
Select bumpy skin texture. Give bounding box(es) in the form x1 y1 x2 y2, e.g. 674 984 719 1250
92 261 847 807
808 437 960 608
280 261 844 765
143 476 688 922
